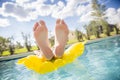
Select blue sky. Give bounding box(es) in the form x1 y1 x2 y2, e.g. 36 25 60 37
0 0 120 45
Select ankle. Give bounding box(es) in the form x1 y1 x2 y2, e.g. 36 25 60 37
54 45 64 58
54 44 65 49
46 55 54 60
42 51 54 60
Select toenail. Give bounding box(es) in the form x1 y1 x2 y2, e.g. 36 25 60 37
56 19 61 24
33 22 38 31
60 20 62 24
38 22 41 26
40 20 45 25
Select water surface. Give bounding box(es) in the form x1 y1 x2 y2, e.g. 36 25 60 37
0 36 120 80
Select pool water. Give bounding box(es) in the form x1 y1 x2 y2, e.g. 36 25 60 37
0 36 120 80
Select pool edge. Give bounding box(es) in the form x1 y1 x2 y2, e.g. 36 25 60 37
86 35 120 45
0 52 34 62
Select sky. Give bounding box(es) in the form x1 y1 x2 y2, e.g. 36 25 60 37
0 0 120 45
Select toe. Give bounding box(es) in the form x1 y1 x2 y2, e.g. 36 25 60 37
33 22 38 31
61 20 69 31
56 19 61 24
61 20 66 24
39 20 45 25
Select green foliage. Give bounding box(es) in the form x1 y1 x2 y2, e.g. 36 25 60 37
83 0 112 38
16 41 23 49
0 36 9 56
49 37 55 47
75 29 84 42
21 32 31 51
6 36 15 55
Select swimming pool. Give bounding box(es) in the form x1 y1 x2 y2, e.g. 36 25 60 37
0 35 120 80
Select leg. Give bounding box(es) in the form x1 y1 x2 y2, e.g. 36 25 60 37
54 19 69 58
33 20 54 60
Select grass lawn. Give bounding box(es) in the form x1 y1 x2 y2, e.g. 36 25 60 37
31 46 38 51
2 46 38 56
100 34 107 38
90 35 96 40
15 48 28 54
2 51 10 56
67 39 78 44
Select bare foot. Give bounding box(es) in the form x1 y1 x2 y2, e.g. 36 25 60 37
54 19 69 58
33 20 54 60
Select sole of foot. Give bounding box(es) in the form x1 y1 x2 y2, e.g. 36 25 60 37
54 19 69 58
33 20 53 60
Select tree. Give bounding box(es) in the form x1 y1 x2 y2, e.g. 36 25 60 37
16 41 23 49
0 36 7 56
91 0 110 36
8 36 15 55
21 32 31 52
88 21 100 38
113 24 119 34
83 25 90 40
75 29 84 41
49 36 54 47
0 36 15 56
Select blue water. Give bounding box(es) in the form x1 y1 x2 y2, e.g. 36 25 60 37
0 36 120 80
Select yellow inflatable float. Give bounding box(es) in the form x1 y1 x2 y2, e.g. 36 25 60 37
17 42 85 74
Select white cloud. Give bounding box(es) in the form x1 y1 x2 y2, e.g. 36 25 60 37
77 3 95 24
0 0 56 22
57 1 65 7
51 2 65 18
59 0 81 18
0 0 91 21
0 18 10 27
36 4 52 16
79 11 96 24
16 0 46 5
51 0 90 19
0 2 34 22
105 8 120 25
16 0 30 4
0 1 48 22
50 0 54 3
76 4 92 16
